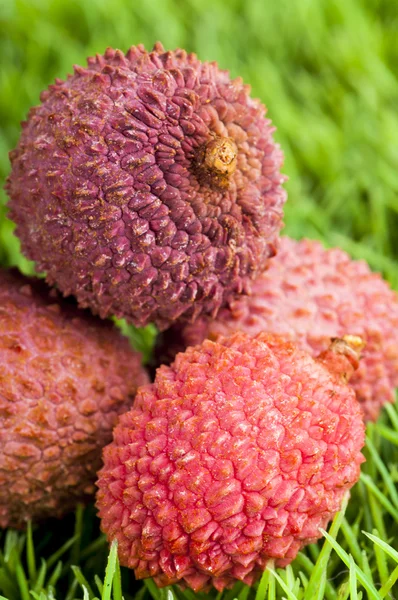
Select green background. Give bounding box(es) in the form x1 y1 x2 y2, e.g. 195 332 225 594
1 0 398 285
1 1 398 598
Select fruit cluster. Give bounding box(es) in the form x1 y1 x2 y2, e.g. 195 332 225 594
2 42 398 591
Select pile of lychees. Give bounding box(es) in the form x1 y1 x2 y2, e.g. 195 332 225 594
2 42 398 591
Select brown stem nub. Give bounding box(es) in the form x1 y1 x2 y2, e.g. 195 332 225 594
195 136 238 190
317 335 365 383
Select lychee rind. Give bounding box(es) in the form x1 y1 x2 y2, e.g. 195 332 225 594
0 269 149 529
96 332 365 591
6 43 286 330
158 237 398 420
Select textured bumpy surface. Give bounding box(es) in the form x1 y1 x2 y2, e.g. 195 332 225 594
158 237 398 420
6 43 286 329
97 332 365 591
0 269 148 529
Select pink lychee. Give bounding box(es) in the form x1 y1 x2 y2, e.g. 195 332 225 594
157 237 398 420
0 268 149 529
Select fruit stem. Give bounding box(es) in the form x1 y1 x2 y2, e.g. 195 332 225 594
195 136 238 189
318 335 365 382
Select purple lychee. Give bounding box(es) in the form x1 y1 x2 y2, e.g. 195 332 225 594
6 43 286 330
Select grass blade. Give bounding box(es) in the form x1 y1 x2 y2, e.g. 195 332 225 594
15 562 30 600
384 403 398 432
340 518 362 565
370 527 389 588
306 492 348 598
374 423 398 446
293 553 337 600
32 559 47 593
70 505 84 569
255 565 270 600
71 565 95 599
359 473 398 521
47 561 62 588
26 521 36 583
112 552 122 600
0 567 19 599
144 578 162 599
349 555 358 600
378 564 398 599
94 574 104 596
102 540 118 600
365 434 398 510
267 568 299 600
46 536 79 570
320 529 381 599
362 530 398 563
80 536 107 561
267 567 276 600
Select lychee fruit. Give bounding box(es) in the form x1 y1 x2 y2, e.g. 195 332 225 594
6 42 286 330
96 332 365 591
0 268 149 529
157 237 398 420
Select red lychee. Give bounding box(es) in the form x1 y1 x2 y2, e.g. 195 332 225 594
97 332 365 591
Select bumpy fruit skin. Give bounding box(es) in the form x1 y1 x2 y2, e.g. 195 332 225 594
97 332 365 591
158 237 398 420
0 269 149 529
6 43 286 330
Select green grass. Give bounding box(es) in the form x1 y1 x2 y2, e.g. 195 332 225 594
1 0 398 597
1 408 398 600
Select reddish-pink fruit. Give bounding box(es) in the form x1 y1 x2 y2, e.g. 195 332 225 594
6 42 286 330
96 332 365 591
0 269 149 529
158 237 398 420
